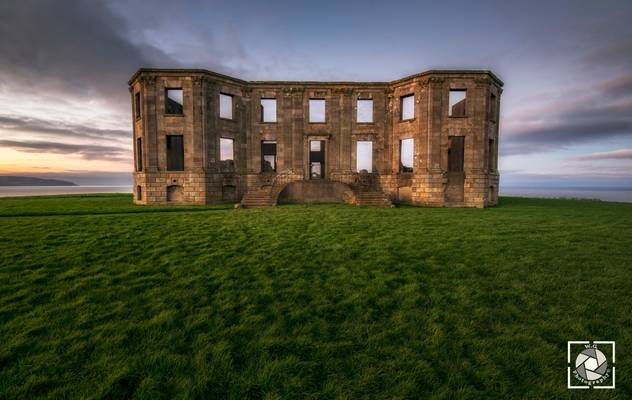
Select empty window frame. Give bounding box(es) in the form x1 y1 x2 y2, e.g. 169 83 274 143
400 94 414 120
357 99 373 123
260 98 277 122
219 93 233 119
166 135 184 171
356 141 373 173
136 185 142 200
449 89 467 117
135 92 141 119
136 138 142 172
165 88 183 115
220 138 234 161
489 92 497 121
261 141 277 172
309 140 325 179
400 138 414 173
309 99 326 123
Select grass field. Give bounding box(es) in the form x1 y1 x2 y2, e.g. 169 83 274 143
0 194 630 399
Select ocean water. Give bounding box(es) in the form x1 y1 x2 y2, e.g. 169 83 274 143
501 187 632 203
0 186 631 203
0 186 132 197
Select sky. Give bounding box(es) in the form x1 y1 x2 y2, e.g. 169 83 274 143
0 0 631 187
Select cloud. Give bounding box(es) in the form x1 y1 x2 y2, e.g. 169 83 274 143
501 170 632 188
0 139 130 161
0 115 129 141
572 149 632 161
0 0 630 186
502 74 632 156
0 1 158 169
596 74 632 98
502 120 631 156
581 38 632 71
0 0 174 108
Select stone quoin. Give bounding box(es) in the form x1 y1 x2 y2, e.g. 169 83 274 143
129 68 502 207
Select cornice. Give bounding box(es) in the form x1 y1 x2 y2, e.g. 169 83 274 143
128 68 504 88
139 75 156 85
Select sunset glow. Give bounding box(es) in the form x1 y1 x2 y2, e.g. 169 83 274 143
0 0 630 187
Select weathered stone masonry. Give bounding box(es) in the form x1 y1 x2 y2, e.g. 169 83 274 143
129 68 502 207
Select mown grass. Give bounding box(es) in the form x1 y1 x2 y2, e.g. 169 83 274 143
0 194 231 217
0 195 630 399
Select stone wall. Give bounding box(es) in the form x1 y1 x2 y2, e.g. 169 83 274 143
277 181 355 204
129 68 502 207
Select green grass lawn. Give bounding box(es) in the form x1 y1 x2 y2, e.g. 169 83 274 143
0 195 630 399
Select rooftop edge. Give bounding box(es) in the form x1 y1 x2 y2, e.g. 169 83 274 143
128 68 504 87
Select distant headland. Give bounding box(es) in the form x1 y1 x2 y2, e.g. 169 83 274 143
0 176 78 186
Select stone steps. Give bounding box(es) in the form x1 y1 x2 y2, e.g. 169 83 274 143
356 191 393 208
241 190 276 208
242 187 393 208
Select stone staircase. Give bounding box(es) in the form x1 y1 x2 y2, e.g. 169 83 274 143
352 171 393 208
240 188 277 208
355 190 393 208
240 173 393 208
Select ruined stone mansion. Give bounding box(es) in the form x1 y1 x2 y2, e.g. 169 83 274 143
129 68 502 207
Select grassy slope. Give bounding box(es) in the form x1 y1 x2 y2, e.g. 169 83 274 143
0 195 630 399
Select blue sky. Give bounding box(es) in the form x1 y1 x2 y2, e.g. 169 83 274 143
0 0 630 186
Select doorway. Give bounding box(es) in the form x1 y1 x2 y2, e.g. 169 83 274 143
446 136 464 202
309 140 325 179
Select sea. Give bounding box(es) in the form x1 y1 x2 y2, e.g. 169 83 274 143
0 186 631 203
0 186 132 197
500 187 632 203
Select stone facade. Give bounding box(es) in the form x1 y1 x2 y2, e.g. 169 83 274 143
129 68 502 207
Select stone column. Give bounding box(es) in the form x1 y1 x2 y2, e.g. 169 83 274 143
191 76 205 171
141 75 159 172
205 81 218 166
465 77 492 207
241 87 252 176
412 77 444 205
281 88 292 173
292 88 305 174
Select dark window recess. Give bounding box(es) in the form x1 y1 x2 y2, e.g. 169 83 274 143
165 89 183 115
449 89 467 117
400 138 414 172
136 138 143 172
136 185 142 200
166 135 184 171
489 93 497 121
222 185 237 202
447 136 465 202
135 92 141 119
488 139 494 171
261 141 277 172
448 136 464 172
